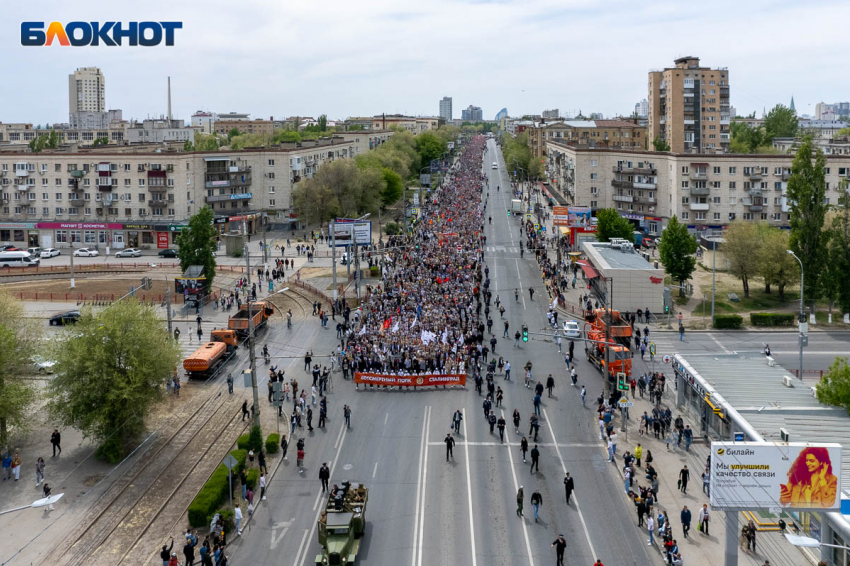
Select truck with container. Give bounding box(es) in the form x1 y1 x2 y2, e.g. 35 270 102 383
183 329 238 379
584 324 632 382
511 199 524 214
585 308 632 347
316 481 368 566
228 301 275 336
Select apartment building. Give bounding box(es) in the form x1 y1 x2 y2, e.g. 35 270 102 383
69 67 105 117
0 138 358 249
191 111 217 134
546 140 850 237
439 97 452 122
527 120 646 159
461 106 483 122
370 115 442 134
0 122 130 148
648 56 730 153
213 119 275 137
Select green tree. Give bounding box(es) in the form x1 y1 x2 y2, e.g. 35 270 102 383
652 136 670 152
763 104 798 142
318 114 328 132
29 134 48 153
92 137 109 147
595 209 634 242
0 290 43 447
757 226 799 301
415 132 447 167
724 221 762 298
815 357 850 415
658 216 697 296
176 206 218 294
380 168 403 207
787 136 828 311
47 300 182 462
47 129 59 149
837 127 850 136
194 132 219 151
272 130 301 144
346 124 365 131
730 121 768 153
827 181 850 314
183 139 194 152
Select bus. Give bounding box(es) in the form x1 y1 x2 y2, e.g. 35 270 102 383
0 251 40 267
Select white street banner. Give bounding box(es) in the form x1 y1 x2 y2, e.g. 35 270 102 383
710 442 842 510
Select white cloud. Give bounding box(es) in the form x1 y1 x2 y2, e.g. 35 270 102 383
2 0 849 123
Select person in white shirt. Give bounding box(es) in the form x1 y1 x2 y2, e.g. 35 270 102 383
235 505 243 535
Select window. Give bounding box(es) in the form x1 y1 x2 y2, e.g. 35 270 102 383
124 178 131 186
682 166 690 174
729 167 736 174
83 179 90 187
56 193 62 200
729 182 736 190
138 179 145 186
761 213 768 220
268 172 275 179
42 193 49 201
269 199 276 207
714 213 721 220
681 181 689 189
124 164 131 171
126 193 132 201
695 212 706 220
56 230 67 243
681 211 689 219
55 178 62 186
55 164 61 172
168 208 175 216
743 213 753 220
139 194 146 202
773 213 782 221
41 178 48 186
269 186 275 194
590 159 598 167
729 197 737 205
590 173 597 180
713 197 721 204
85 208 91 215
84 231 96 244
713 166 721 174
590 200 597 208
590 186 598 194
681 196 690 204
774 182 783 190
268 159 275 166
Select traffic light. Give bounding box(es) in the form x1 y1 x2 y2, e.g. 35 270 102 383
507 210 511 217
617 372 629 391
664 304 669 314
522 324 528 342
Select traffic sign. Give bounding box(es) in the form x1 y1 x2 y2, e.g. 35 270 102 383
223 454 239 471
662 354 671 364
534 223 540 231
526 213 532 221
618 399 635 408
649 342 656 356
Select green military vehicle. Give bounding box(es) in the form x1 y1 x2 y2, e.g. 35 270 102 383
316 481 368 566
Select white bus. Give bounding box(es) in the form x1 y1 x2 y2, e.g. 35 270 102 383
0 251 40 267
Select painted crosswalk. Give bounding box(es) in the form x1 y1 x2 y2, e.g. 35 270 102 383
484 246 520 253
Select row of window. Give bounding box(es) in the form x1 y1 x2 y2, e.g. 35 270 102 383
3 177 175 187
680 211 787 221
3 192 175 202
5 207 176 217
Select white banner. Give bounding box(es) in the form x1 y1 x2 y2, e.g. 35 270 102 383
710 442 842 510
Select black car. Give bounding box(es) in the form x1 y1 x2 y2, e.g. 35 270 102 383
158 249 178 258
49 310 81 326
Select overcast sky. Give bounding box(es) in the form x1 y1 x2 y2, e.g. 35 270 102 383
3 0 849 124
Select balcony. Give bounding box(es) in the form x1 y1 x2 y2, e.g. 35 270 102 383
148 200 167 208
98 184 113 192
15 166 31 177
689 171 708 180
69 198 85 206
230 174 252 187
16 184 30 191
636 195 656 204
611 179 633 189
149 184 168 192
690 186 710 196
748 170 763 180
749 204 763 212
749 186 764 196
633 181 657 189
689 202 710 211
612 166 657 175
777 172 791 181
683 120 696 125
613 194 634 203
70 170 86 178
206 180 231 189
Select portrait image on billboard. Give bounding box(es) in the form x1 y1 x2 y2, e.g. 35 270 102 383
710 442 841 510
568 206 591 227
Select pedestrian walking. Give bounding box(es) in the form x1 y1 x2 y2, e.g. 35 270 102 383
647 515 655 545
530 444 540 473
564 472 574 504
580 385 586 407
702 469 711 496
226 373 233 394
445 433 455 461
51 429 61 456
497 415 506 443
319 463 330 492
531 489 543 522
546 374 555 397
11 453 21 481
235 504 243 535
241 401 249 421
551 535 567 566
344 405 351 428
679 465 689 493
516 486 524 516
698 503 710 535
681 506 692 538
488 411 497 434
452 409 463 435
520 437 529 463
512 409 521 434
35 457 45 487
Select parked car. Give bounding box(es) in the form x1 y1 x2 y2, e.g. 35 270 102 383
73 248 99 257
1 245 21 251
116 248 142 258
49 310 81 326
32 357 56 374
158 249 178 258
562 319 582 339
26 247 43 258
40 248 60 258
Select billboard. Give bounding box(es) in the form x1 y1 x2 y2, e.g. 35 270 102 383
331 219 372 246
420 174 431 187
568 206 592 227
710 442 842 510
552 206 570 226
447 142 455 149
354 372 466 387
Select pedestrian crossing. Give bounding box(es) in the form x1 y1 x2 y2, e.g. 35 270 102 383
484 246 522 253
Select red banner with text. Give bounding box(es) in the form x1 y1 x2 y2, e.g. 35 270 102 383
353 372 466 387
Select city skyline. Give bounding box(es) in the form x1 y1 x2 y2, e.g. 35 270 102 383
2 0 850 123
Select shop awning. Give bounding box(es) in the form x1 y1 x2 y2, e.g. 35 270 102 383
575 260 600 279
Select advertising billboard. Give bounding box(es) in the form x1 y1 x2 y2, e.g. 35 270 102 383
710 442 842 510
568 206 592 227
552 206 570 226
331 219 372 246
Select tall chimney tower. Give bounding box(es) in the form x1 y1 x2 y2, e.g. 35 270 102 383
167 76 172 121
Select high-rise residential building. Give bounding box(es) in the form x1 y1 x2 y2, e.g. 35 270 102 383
461 105 483 121
69 67 105 116
439 97 452 122
542 109 560 119
648 56 730 153
634 99 648 118
494 108 509 122
815 102 850 120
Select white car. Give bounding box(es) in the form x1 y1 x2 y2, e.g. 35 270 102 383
32 358 56 374
74 248 99 257
562 320 582 339
40 248 60 258
115 248 142 258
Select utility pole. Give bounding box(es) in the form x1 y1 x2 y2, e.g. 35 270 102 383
166 287 173 335
242 220 260 428
787 250 805 380
605 277 612 397
354 239 360 301
331 219 337 304
710 240 716 328
69 243 75 289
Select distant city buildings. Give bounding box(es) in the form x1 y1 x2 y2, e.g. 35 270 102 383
634 99 648 118
191 111 217 134
461 105 483 121
494 108 509 122
815 102 850 120
589 113 604 120
542 109 560 119
439 97 452 122
648 56 730 153
68 67 122 130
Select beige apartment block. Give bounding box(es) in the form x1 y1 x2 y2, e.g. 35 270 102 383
370 115 442 134
546 140 850 237
528 120 646 159
69 67 105 115
648 57 730 154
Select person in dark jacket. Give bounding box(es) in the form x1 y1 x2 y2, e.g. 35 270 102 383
319 463 330 492
160 538 174 566
183 538 196 566
531 489 543 522
51 429 61 456
681 505 692 538
564 472 575 504
546 374 555 397
551 535 567 565
530 445 540 473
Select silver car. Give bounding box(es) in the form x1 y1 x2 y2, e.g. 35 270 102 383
116 248 142 258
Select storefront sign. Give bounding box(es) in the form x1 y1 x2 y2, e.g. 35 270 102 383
622 213 645 221
710 442 842 511
673 359 709 397
353 372 466 387
206 193 253 203
36 222 122 230
214 217 228 224
157 232 169 248
552 206 570 226
0 222 36 229
123 224 153 231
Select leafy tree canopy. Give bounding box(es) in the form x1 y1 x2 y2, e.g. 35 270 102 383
595 209 634 242
658 216 697 294
176 206 218 293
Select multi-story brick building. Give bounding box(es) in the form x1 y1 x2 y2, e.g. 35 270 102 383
213 119 275 137
0 133 392 249
545 140 850 238
648 56 730 154
527 120 646 159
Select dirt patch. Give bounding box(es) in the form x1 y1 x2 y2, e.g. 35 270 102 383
83 474 105 487
1 274 176 300
296 267 333 279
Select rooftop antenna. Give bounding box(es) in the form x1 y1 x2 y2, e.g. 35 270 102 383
167 76 172 122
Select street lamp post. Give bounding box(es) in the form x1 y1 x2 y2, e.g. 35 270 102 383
787 250 804 380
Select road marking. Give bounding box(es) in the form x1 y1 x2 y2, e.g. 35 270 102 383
292 529 309 566
385 412 389 425
515 259 527 310
708 333 732 354
270 519 294 550
411 406 430 566
501 410 535 566
426 441 598 447
297 422 348 566
461 409 478 566
372 461 378 478
416 406 430 566
542 408 597 558
334 418 345 449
